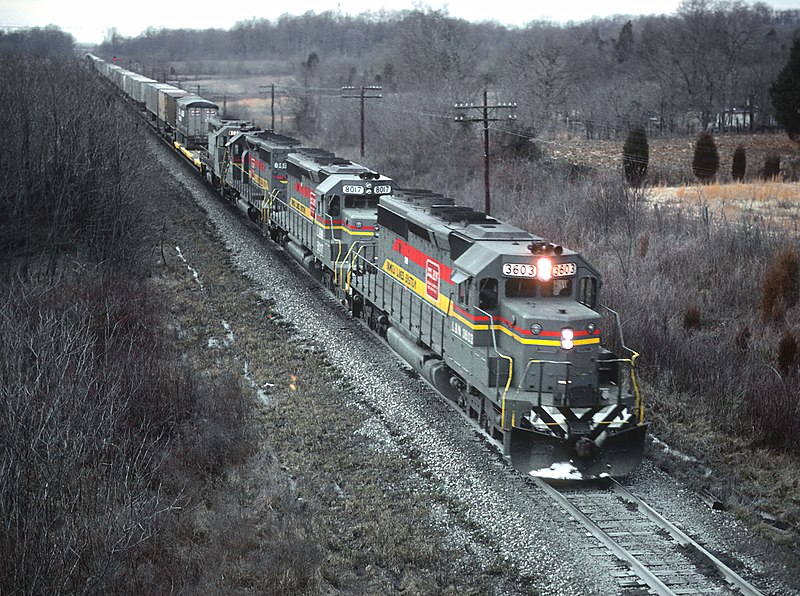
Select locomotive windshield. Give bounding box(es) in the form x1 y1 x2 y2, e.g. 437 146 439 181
504 278 573 298
344 195 379 209
505 278 536 298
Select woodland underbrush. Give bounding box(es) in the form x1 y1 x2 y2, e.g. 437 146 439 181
0 47 318 594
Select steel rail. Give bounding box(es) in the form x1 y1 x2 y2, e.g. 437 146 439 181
610 480 764 596
531 477 676 595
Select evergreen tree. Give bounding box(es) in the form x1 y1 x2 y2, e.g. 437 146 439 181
622 125 649 187
764 153 781 180
732 144 746 182
614 20 634 63
770 35 800 141
692 130 719 183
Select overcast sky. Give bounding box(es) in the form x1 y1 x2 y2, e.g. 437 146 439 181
1 0 798 43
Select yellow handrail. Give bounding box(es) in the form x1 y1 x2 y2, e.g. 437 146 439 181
346 244 365 292
332 239 343 286
475 306 513 430
338 242 359 291
629 351 644 423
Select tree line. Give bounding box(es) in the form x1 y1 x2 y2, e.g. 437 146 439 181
99 0 800 138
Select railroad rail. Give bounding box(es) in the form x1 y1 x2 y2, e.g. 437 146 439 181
532 477 764 595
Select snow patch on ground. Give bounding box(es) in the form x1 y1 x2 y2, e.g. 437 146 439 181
175 245 204 290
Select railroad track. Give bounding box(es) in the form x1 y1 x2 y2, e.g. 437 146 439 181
532 477 764 595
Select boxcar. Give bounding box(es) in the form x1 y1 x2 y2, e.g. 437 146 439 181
175 95 218 148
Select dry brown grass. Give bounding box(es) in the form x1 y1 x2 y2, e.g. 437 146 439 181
542 132 798 185
649 181 800 229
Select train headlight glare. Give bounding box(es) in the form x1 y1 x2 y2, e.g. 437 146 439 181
560 327 574 350
530 323 542 335
537 257 552 282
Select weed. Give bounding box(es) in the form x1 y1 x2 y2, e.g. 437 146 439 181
683 303 702 330
732 144 747 181
764 153 782 181
760 246 800 323
778 330 798 375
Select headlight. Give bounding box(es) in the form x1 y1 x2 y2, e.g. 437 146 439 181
530 323 542 335
560 327 574 350
586 322 596 334
537 257 552 282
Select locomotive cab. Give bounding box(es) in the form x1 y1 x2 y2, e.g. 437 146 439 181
451 241 647 479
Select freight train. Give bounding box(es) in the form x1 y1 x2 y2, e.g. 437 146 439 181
86 53 648 479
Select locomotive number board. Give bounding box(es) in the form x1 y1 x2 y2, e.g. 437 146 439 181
552 263 577 277
502 262 577 278
502 263 536 278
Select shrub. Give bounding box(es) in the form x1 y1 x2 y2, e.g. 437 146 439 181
763 152 781 180
731 144 746 181
497 123 543 161
778 330 798 375
742 372 800 452
683 302 701 330
692 130 719 183
760 245 800 322
622 125 649 187
735 325 751 351
639 231 650 260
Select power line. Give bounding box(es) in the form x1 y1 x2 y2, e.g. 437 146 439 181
341 85 382 157
454 89 517 215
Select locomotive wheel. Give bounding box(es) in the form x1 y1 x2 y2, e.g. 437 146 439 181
322 270 334 292
483 412 492 436
352 294 363 319
367 305 378 332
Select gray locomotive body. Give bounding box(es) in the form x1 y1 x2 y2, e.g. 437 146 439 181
350 190 647 478
275 149 395 290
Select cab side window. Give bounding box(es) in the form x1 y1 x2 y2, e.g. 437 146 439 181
579 276 597 308
457 281 470 306
478 278 498 310
328 195 340 217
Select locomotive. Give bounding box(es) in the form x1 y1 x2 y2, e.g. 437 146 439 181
86 54 648 479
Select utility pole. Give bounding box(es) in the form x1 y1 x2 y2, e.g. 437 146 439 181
341 85 382 157
455 89 517 215
258 84 276 129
